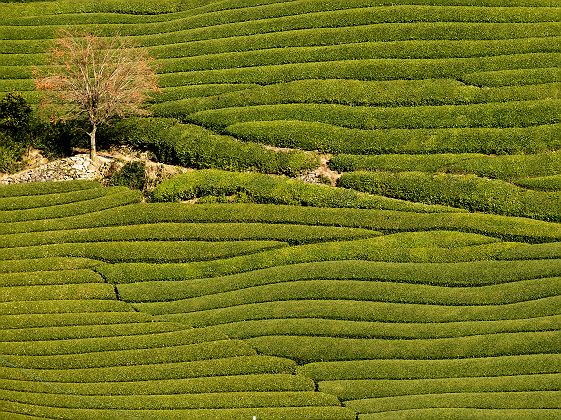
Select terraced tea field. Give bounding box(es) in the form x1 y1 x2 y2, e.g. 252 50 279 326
1 0 561 418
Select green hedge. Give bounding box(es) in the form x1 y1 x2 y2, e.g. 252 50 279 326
1 389 339 410
150 169 459 213
329 151 561 181
152 79 559 115
158 53 561 86
515 174 561 191
337 171 561 221
0 180 99 198
247 331 561 363
1 321 184 341
0 269 102 286
104 118 318 176
0 328 228 356
2 4 559 39
4 22 559 55
1 283 116 302
191 100 561 131
4 339 253 369
224 121 561 154
4 373 314 394
151 37 560 74
0 257 100 273
113 257 561 296
156 295 561 327
299 353 561 381
0 312 154 329
9 203 561 244
105 242 561 286
208 315 560 341
0 404 355 420
131 278 561 317
0 355 296 382
0 222 378 248
0 187 141 223
0 186 113 211
0 298 131 315
346 391 561 413
462 66 561 87
0 240 286 263
319 373 561 400
359 408 561 419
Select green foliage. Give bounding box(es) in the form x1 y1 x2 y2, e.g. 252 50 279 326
0 179 99 198
191 100 561 132
0 92 32 140
152 80 559 114
329 151 561 181
103 118 319 176
224 120 561 154
247 331 560 363
209 316 561 341
0 240 286 263
299 354 561 381
0 185 111 210
319 373 561 400
0 187 141 223
0 222 378 248
514 174 561 191
157 296 561 328
151 169 459 213
337 170 561 221
109 161 147 190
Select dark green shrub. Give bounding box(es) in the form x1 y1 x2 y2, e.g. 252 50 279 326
0 92 32 142
0 132 25 173
109 161 147 191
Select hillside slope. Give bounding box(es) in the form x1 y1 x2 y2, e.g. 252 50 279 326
1 180 560 418
1 0 560 418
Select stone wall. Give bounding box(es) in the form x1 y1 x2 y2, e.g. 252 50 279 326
0 154 111 185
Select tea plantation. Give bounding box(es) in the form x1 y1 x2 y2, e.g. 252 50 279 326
1 0 561 418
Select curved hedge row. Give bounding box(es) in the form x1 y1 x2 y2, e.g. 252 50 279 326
246 331 561 363
152 80 559 115
157 296 561 327
157 53 561 86
300 354 561 381
0 222 378 248
337 170 561 221
11 203 561 245
190 100 561 131
104 118 319 176
2 5 559 40
151 169 460 213
0 240 286 263
0 187 141 223
346 391 561 413
205 315 560 340
223 121 561 154
329 151 561 181
319 373 561 400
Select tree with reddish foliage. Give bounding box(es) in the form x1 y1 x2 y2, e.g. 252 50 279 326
34 30 159 159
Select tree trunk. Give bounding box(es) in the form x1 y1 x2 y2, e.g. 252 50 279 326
89 124 97 160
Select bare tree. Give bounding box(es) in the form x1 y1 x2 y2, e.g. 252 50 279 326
34 30 159 159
